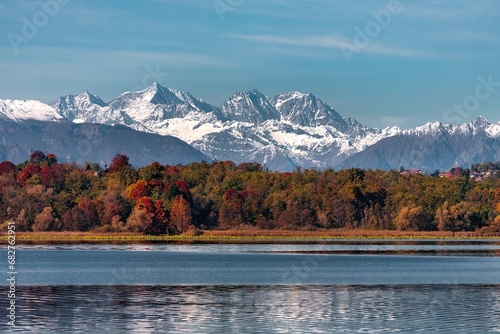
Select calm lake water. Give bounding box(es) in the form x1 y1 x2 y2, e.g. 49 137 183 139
2 240 500 333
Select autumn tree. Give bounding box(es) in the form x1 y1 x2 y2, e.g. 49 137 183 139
151 200 168 234
96 190 128 226
125 180 149 200
436 201 486 231
218 189 243 229
30 150 46 163
15 209 29 231
51 191 75 220
8 185 52 231
0 161 16 175
126 197 167 234
17 164 41 187
108 154 130 173
139 161 162 181
107 154 138 189
163 181 190 201
126 206 153 233
277 200 315 229
169 195 192 234
62 197 99 231
32 207 55 231
394 205 424 231
64 170 91 195
40 164 66 191
491 203 500 228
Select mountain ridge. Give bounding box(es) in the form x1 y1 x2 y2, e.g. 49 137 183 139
2 83 499 171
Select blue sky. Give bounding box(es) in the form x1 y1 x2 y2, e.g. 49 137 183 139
0 0 499 128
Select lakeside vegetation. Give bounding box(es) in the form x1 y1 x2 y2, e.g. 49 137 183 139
1 151 500 237
6 230 496 244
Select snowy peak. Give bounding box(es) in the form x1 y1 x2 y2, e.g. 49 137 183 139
147 82 183 106
80 90 107 107
108 83 218 122
472 115 491 129
51 90 108 121
109 83 179 109
50 91 141 126
271 91 349 131
455 116 492 136
0 99 63 123
406 117 493 137
486 121 500 138
166 87 219 114
408 121 446 136
127 83 214 112
220 89 280 124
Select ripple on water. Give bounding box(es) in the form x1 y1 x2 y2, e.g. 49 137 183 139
17 240 500 257
2 285 500 333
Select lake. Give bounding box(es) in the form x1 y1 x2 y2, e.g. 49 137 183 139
2 240 500 333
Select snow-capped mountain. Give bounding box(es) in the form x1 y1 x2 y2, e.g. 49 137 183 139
107 83 220 129
220 89 280 124
48 84 385 169
1 83 499 171
341 117 500 171
0 99 64 123
51 91 138 127
271 91 348 130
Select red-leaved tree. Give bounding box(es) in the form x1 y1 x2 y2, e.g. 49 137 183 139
30 150 46 163
108 154 130 173
40 164 66 191
0 161 16 175
17 164 41 186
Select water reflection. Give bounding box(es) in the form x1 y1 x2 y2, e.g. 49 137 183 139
16 240 500 257
3 285 499 333
5 242 500 332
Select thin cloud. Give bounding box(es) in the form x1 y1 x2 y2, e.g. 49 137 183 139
228 33 435 59
229 34 351 48
0 46 241 77
0 46 242 102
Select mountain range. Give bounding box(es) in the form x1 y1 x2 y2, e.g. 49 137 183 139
1 83 499 171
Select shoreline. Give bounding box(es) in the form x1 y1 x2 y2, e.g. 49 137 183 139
2 229 500 243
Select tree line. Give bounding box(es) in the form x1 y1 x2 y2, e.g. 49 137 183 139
1 151 500 234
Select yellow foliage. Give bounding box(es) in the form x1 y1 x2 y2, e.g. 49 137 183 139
394 205 423 231
106 175 122 192
494 215 500 225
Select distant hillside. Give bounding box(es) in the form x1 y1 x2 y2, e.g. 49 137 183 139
0 119 208 166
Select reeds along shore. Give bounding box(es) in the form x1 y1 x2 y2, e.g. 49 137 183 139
3 229 498 243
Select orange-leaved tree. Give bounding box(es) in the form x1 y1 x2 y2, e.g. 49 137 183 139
169 195 192 234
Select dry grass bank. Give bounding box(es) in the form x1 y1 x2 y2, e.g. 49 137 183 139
1 229 499 243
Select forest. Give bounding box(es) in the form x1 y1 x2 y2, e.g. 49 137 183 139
1 151 500 235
